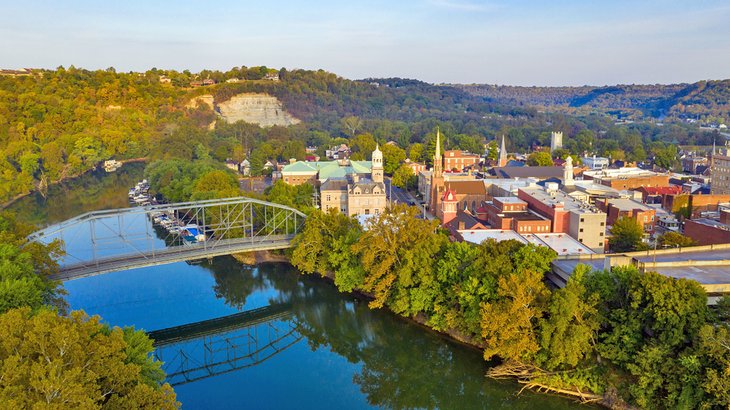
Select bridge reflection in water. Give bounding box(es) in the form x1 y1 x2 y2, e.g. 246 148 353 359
148 304 302 386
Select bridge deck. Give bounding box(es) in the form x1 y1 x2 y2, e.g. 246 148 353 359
51 235 295 281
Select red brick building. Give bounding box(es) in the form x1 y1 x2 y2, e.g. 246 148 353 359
684 218 730 245
636 186 682 207
599 198 656 233
443 150 481 172
482 197 551 233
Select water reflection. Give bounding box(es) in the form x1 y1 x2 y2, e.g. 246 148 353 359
8 163 145 226
204 263 578 410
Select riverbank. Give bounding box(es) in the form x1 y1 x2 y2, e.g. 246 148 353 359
235 252 609 407
0 158 148 210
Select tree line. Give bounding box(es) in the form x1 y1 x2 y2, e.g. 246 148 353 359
289 205 730 408
0 212 179 407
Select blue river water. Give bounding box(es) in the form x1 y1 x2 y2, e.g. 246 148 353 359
10 164 582 409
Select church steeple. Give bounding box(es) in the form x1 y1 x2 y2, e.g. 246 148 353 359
433 127 443 178
498 135 508 167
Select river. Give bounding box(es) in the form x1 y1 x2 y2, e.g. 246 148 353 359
9 164 582 409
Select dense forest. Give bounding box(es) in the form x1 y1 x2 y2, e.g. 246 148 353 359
0 66 726 206
455 80 730 123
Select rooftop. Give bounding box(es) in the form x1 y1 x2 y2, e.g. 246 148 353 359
583 167 665 180
494 197 526 204
491 166 564 179
460 229 594 256
282 160 372 181
606 198 655 212
520 186 604 215
522 233 595 256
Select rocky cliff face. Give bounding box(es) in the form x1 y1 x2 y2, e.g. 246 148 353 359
216 93 300 127
185 93 299 127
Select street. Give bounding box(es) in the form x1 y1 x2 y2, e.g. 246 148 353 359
384 177 435 220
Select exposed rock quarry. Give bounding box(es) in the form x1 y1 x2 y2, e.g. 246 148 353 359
216 93 300 127
185 92 299 128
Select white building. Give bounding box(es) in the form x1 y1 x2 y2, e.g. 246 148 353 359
582 155 610 170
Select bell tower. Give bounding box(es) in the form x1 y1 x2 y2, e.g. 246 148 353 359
371 144 383 183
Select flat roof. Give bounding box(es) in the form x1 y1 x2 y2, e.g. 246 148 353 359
520 186 605 215
460 230 594 256
507 211 547 221
494 196 526 204
460 229 527 244
607 198 654 212
555 247 730 287
522 233 595 256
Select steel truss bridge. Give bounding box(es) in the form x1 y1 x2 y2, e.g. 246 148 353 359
30 197 306 281
148 304 302 386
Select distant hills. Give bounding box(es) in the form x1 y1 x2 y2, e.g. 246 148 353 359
452 80 730 122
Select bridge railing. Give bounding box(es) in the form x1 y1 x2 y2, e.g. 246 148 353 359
31 197 306 278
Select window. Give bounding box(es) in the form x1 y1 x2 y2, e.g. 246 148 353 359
579 238 583 243
580 218 584 222
599 232 604 236
579 228 583 232
365 209 370 215
326 195 331 201
600 222 605 227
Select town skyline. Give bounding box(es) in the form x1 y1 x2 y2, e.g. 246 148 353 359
2 0 729 86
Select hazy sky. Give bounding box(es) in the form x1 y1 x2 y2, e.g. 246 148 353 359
1 0 728 86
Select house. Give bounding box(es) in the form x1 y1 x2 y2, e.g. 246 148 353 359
159 75 172 84
240 159 251 176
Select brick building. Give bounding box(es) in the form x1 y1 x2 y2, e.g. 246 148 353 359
711 150 730 194
600 198 656 233
684 219 730 245
443 150 481 171
482 197 551 234
518 183 607 253
583 167 670 190
636 186 682 207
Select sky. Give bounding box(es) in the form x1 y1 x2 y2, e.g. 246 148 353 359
1 0 728 86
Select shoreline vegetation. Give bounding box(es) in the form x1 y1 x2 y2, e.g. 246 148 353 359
0 158 148 210
285 205 730 409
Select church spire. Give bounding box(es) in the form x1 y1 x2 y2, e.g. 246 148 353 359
498 135 507 167
433 126 443 177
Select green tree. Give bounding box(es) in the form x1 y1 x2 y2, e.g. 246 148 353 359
349 133 377 161
352 204 446 314
391 164 415 190
190 169 239 200
0 213 65 315
526 151 553 166
537 265 600 369
609 217 647 252
481 267 550 363
381 144 406 175
0 307 178 408
658 232 697 248
408 143 424 162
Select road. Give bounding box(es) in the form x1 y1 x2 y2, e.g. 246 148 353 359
384 177 435 220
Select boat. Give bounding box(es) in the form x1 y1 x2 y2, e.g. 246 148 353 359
181 224 206 242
